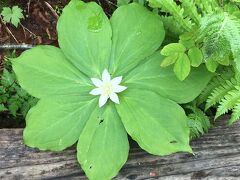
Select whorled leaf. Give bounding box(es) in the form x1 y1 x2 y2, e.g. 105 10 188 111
124 52 213 104
116 89 192 155
77 103 129 180
12 46 91 99
24 95 97 151
57 0 112 77
109 3 165 76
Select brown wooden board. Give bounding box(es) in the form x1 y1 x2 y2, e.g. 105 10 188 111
0 116 240 179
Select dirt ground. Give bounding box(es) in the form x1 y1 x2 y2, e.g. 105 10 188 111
0 0 117 71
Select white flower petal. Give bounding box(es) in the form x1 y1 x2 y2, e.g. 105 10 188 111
114 85 127 93
110 93 119 104
91 78 103 87
111 76 122 85
89 88 102 95
99 95 109 107
102 69 111 82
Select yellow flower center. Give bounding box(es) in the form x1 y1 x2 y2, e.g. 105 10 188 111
102 82 113 96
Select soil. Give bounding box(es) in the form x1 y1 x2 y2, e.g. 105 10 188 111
0 0 117 128
0 0 117 71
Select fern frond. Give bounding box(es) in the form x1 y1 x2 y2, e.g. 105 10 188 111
229 102 240 124
160 16 185 39
205 78 237 110
148 0 193 31
215 86 240 118
186 105 211 139
199 13 240 68
181 0 201 24
194 0 219 14
197 67 234 105
222 15 240 70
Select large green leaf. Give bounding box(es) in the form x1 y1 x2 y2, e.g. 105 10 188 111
57 0 112 77
24 95 97 151
12 46 91 99
77 103 129 180
124 52 213 104
116 89 191 155
109 3 165 76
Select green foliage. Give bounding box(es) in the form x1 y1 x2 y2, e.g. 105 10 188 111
197 67 235 105
117 0 146 6
0 53 37 119
199 13 240 71
12 1 212 179
188 47 203 67
1 6 24 27
160 41 204 80
198 66 240 125
148 0 193 31
173 53 191 81
185 104 212 139
148 0 240 81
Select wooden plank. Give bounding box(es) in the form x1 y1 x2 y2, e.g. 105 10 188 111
0 116 240 179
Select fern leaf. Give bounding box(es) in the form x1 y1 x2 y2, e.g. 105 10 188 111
223 15 240 71
229 102 240 124
181 0 201 24
215 86 240 118
148 0 193 31
205 78 237 110
199 13 240 68
194 0 219 14
186 105 211 139
160 16 185 39
197 67 234 105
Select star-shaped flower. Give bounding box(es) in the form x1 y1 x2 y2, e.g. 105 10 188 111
12 1 212 179
90 69 127 107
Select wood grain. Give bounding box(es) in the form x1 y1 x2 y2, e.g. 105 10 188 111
0 116 240 180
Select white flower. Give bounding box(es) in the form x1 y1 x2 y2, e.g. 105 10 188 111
90 69 127 107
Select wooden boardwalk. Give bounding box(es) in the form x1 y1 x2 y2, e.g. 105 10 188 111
0 116 240 179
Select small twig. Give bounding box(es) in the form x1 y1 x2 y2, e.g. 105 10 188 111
20 23 37 38
0 44 34 50
0 16 19 44
105 0 117 7
27 0 31 14
45 28 52 40
44 1 59 19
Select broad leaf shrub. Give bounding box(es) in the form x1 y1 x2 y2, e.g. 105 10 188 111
148 0 240 80
12 1 212 179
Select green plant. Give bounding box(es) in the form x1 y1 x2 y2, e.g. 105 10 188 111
12 1 212 179
1 6 24 27
148 0 240 81
185 103 211 139
0 52 37 120
199 67 240 124
117 0 146 6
